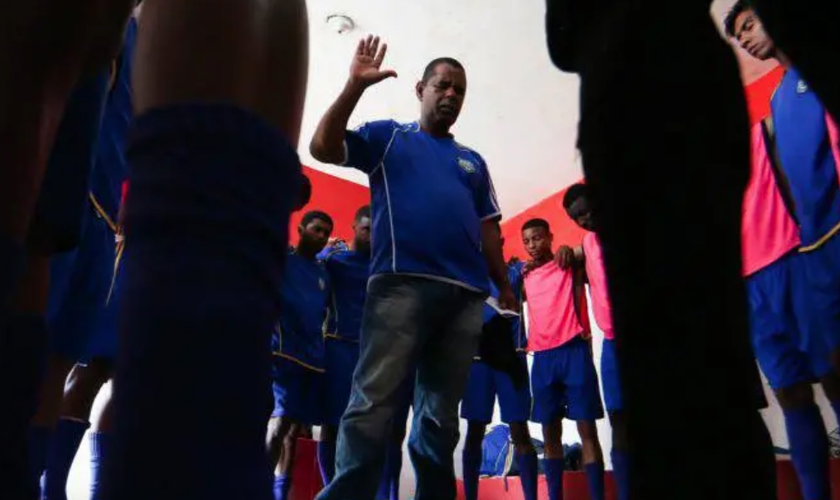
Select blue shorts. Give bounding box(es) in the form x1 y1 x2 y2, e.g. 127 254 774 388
83 243 122 362
46 206 116 361
600 339 623 413
29 72 109 253
748 253 832 390
461 355 531 424
531 337 604 423
795 233 840 353
271 357 324 426
324 337 360 427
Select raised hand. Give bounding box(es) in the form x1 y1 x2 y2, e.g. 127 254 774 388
349 35 397 89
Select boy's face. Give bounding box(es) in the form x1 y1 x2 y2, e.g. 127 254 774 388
522 227 553 261
732 9 776 61
299 218 333 254
566 196 595 232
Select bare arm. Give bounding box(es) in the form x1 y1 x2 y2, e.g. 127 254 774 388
481 219 512 295
309 83 366 164
309 35 396 165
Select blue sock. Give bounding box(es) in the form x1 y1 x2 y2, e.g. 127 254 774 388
462 443 482 500
28 425 52 494
100 105 302 500
515 451 539 500
317 440 336 486
0 313 48 500
610 449 630 500
784 406 831 500
544 458 565 500
273 475 292 500
89 432 110 500
584 462 605 500
41 418 89 500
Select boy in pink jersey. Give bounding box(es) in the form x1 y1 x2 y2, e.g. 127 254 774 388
521 218 605 500
557 184 628 500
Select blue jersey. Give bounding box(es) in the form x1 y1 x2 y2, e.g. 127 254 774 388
343 120 500 293
771 67 840 246
324 249 370 342
482 261 526 350
272 252 330 371
89 16 137 223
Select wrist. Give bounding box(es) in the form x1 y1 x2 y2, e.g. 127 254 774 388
343 78 369 96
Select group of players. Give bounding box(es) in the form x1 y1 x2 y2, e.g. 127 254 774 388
3 1 840 500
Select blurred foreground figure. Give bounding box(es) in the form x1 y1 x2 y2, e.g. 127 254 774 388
544 1 776 499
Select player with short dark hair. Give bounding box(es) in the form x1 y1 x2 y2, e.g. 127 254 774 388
310 35 512 500
267 210 333 500
319 205 371 485
726 5 840 500
558 183 628 500
521 217 606 500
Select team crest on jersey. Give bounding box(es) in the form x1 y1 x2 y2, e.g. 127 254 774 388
319 278 326 291
458 158 476 173
797 80 809 94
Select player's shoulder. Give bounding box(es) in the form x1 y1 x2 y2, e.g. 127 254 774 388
323 248 352 263
354 119 404 134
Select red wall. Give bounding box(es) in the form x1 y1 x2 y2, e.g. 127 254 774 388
500 65 785 260
290 166 370 245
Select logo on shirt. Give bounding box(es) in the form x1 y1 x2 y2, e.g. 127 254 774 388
458 158 476 174
797 80 809 94
319 278 326 291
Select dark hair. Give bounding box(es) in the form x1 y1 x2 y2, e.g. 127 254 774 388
562 183 589 210
724 0 751 37
422 57 465 83
301 210 333 228
521 218 550 233
354 205 371 222
294 174 312 211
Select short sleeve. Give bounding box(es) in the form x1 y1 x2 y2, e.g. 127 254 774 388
343 120 399 173
473 155 502 221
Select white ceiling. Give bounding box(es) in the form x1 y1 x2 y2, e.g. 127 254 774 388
299 0 778 219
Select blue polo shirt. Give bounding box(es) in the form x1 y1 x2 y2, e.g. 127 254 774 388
343 120 500 293
272 251 331 371
771 67 840 247
482 261 526 349
324 248 370 342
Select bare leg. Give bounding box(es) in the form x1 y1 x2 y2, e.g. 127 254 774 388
106 3 310 499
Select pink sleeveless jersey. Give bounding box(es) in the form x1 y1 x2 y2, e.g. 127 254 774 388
582 233 613 339
741 121 800 277
524 261 585 352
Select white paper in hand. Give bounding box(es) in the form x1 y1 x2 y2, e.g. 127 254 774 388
485 296 520 318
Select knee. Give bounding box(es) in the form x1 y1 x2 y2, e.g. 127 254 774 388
576 421 601 444
509 423 534 454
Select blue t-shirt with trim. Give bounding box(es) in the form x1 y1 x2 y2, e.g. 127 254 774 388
771 67 840 246
324 248 370 342
272 252 330 371
343 120 500 293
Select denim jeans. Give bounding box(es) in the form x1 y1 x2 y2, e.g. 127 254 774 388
317 274 484 500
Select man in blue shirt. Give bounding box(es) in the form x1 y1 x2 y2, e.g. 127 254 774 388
310 35 515 500
461 256 538 500
267 210 333 500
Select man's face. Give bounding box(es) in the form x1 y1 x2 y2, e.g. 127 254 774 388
299 218 333 253
353 216 371 250
566 196 595 232
732 9 776 61
417 63 467 130
522 227 553 261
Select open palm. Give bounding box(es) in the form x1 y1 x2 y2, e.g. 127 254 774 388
350 35 397 88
